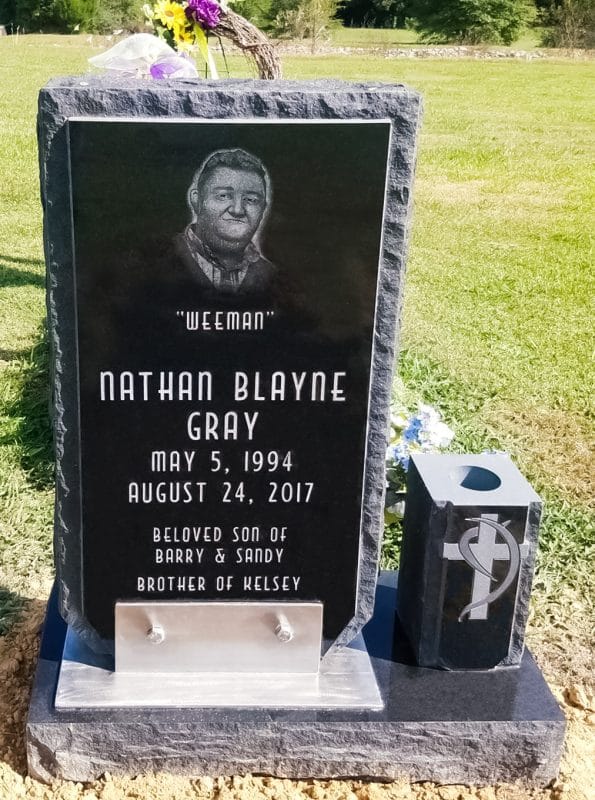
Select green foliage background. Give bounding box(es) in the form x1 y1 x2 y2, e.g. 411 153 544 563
539 0 595 48
408 0 532 44
1 0 593 48
0 0 144 32
336 0 410 29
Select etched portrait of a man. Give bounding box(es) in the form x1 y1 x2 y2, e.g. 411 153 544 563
175 148 276 295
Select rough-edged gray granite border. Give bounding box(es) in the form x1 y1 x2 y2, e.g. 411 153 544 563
27 718 565 785
27 574 565 785
38 77 422 654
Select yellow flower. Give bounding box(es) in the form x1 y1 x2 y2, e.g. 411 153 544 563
153 0 186 31
174 21 195 47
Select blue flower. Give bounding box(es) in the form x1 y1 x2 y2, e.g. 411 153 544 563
390 442 410 471
402 415 422 444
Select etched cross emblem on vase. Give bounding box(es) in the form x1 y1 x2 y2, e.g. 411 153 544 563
443 513 529 621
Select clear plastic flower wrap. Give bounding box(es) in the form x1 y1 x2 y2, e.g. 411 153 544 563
88 32 198 79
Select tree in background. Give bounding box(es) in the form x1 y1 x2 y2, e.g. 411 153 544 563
0 0 144 32
336 0 411 28
267 0 339 48
87 0 145 33
539 0 595 47
0 0 89 30
228 0 275 29
407 0 532 44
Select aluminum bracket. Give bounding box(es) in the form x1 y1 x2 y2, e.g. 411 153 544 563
115 600 323 674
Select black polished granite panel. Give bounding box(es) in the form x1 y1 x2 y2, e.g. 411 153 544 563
69 120 389 646
27 572 565 783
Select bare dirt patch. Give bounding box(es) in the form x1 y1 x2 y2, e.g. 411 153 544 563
0 595 593 800
484 404 594 509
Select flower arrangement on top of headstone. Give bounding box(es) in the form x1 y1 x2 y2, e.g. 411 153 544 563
144 0 282 78
89 1 281 80
144 0 223 77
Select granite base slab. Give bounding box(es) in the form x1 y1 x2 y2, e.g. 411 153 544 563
26 573 565 785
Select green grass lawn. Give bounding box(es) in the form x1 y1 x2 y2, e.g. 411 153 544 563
328 26 420 47
327 25 544 50
0 35 593 637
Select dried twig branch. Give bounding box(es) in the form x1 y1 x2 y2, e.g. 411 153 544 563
216 10 282 79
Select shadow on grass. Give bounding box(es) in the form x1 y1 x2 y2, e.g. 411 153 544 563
0 587 26 636
0 255 46 289
4 325 54 490
0 346 36 362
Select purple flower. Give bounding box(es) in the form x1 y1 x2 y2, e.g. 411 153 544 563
150 60 178 79
150 55 198 80
186 0 221 29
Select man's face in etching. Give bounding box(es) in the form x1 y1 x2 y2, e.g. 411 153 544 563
192 166 266 255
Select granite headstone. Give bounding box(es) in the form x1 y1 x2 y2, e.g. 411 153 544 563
37 78 422 658
27 77 565 785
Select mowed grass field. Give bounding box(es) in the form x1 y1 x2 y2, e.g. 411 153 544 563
327 24 544 50
0 36 593 648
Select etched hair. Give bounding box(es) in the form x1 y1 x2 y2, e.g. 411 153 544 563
196 149 266 193
186 148 272 245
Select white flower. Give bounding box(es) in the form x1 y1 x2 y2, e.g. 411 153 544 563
385 402 454 495
421 420 455 449
390 413 408 429
418 404 441 425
